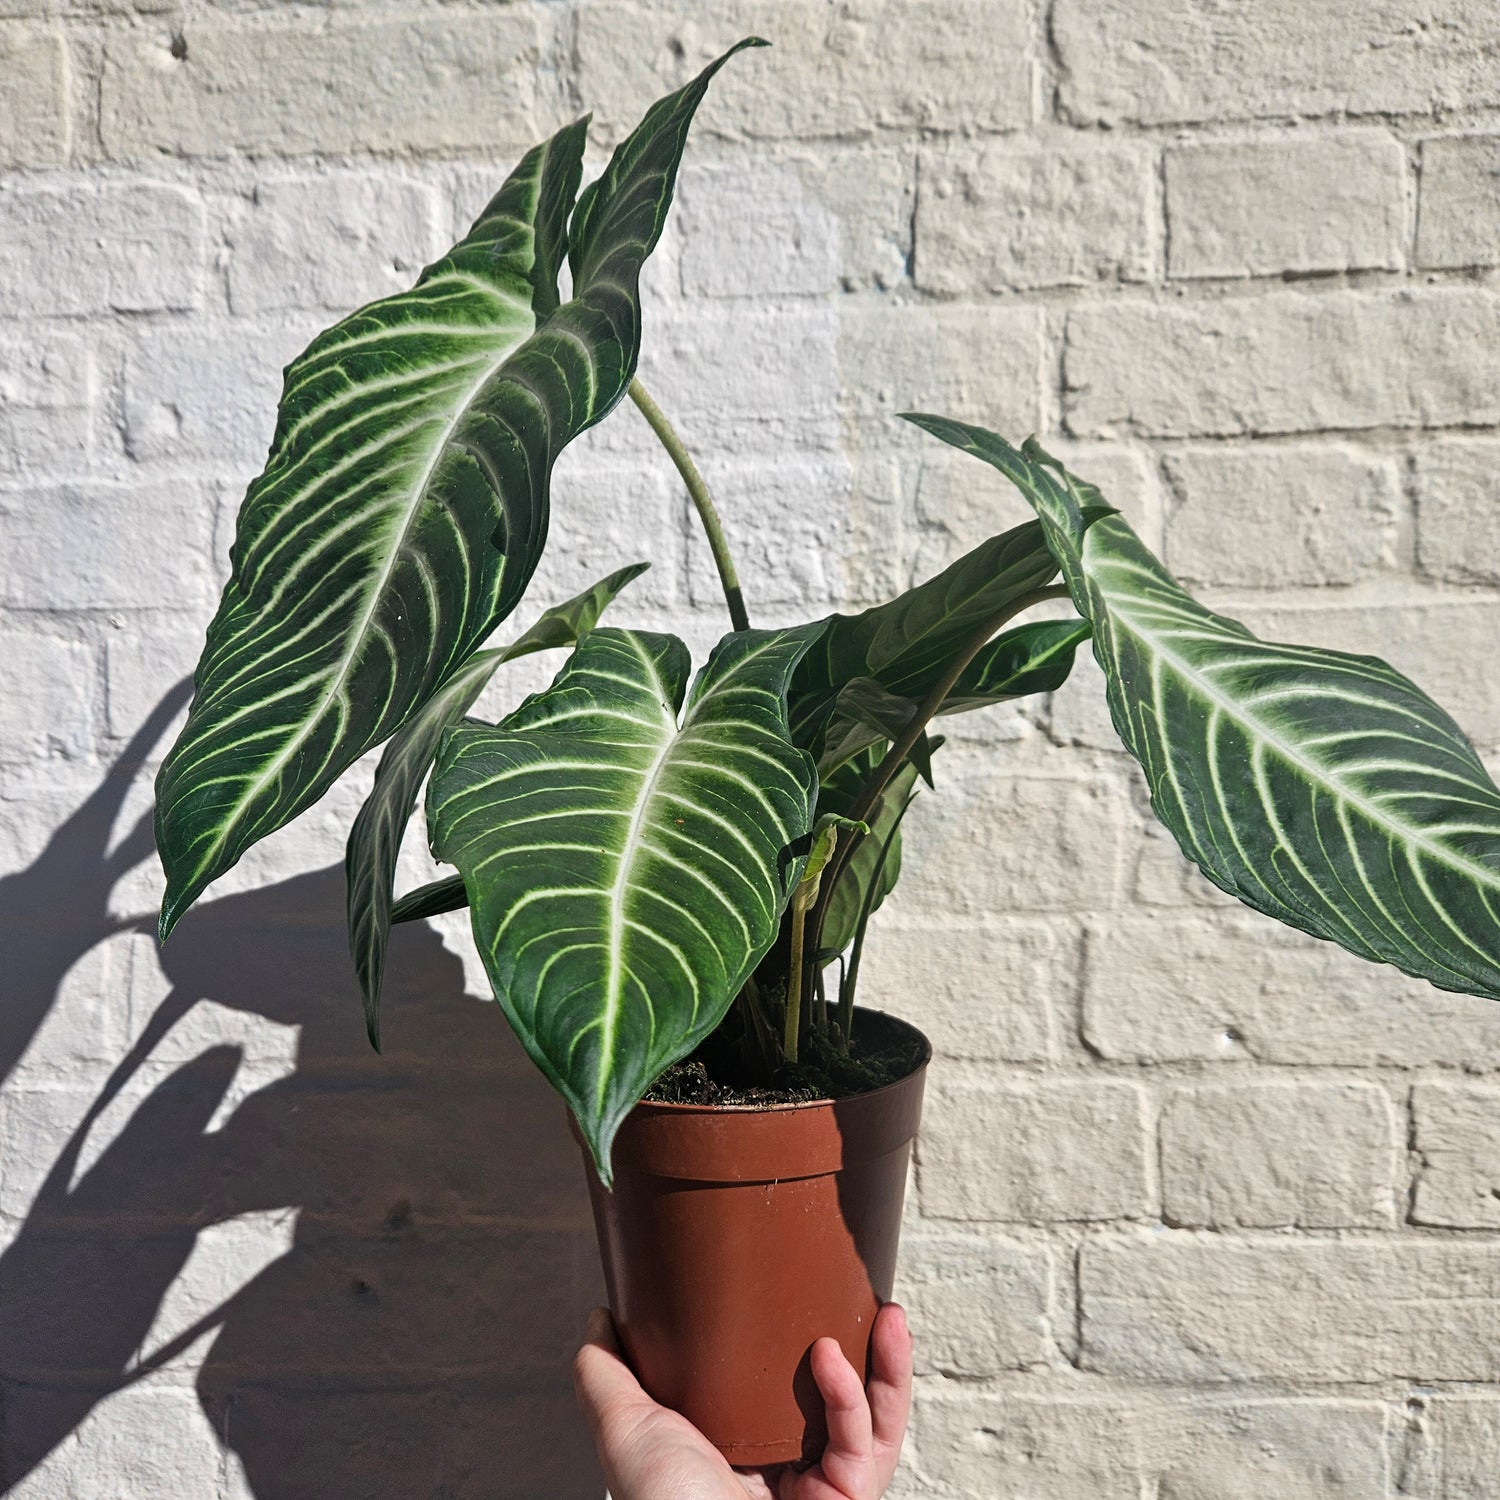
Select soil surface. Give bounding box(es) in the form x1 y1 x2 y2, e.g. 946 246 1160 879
644 1012 928 1107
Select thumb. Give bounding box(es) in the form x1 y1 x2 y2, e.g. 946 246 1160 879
572 1308 646 1421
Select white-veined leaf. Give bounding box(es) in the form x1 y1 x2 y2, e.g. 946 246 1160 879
427 624 817 1179
154 42 761 939
906 412 1500 1003
345 562 649 1045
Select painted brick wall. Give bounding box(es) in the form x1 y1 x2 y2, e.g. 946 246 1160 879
4 2 1500 1496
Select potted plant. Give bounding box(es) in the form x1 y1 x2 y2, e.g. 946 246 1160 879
153 38 1500 1467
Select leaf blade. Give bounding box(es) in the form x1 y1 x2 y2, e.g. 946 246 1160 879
907 412 1500 1003
155 44 753 939
427 625 817 1180
345 562 649 1045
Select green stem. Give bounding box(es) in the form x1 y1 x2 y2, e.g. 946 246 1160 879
801 582 1072 1022
837 789 917 1042
629 378 750 633
782 886 811 1063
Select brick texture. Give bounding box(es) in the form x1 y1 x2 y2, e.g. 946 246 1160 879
1165 133 1407 279
6 3 1500 1496
1418 136 1500 268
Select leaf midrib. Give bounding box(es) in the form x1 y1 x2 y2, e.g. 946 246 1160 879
599 639 679 1107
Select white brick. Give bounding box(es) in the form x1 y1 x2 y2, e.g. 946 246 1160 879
0 25 68 166
917 142 1155 293
1082 1235 1500 1382
839 303 1042 444
1162 444 1402 587
0 479 217 610
678 150 912 295
227 174 441 315
897 1233 1053 1374
1166 133 1406 278
1145 1400 1389 1498
100 13 543 158
0 332 90 473
857 918 1062 1063
1055 0 1500 126
899 760 1126 917
1085 911 1500 1069
2 1384 226 1499
629 303 841 456
918 1395 1142 1496
681 455 852 611
1414 438 1500 584
775 147 915 292
677 163 839 298
1065 291 1500 438
1418 136 1500 268
921 1076 1149 1222
122 321 315 468
575 0 1031 142
0 182 205 316
0 934 132 1096
0 629 95 765
1426 1399 1500 1499
103 627 202 742
1413 1083 1500 1228
535 458 683 612
1160 1082 1397 1229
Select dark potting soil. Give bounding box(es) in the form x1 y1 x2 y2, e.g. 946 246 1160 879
644 1013 928 1107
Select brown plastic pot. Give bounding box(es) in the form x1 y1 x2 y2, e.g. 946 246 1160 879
576 1009 930 1467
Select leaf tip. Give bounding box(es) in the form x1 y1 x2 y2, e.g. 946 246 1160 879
156 881 192 945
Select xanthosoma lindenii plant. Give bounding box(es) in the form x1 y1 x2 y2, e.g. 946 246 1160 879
155 41 1500 1183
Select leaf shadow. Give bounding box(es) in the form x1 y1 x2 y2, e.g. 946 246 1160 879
0 687 604 1498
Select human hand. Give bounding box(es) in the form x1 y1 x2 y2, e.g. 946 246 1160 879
573 1302 913 1500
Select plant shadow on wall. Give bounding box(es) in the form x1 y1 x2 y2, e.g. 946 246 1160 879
0 692 604 1499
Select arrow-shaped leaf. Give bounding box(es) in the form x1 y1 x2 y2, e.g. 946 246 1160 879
906 412 1500 1003
346 562 649 1045
154 42 758 940
427 624 817 1180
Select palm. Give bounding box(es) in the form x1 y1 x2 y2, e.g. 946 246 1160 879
574 1305 912 1500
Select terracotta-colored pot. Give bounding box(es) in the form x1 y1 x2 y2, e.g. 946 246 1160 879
577 1009 930 1467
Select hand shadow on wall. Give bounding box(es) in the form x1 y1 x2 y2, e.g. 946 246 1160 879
0 688 604 1499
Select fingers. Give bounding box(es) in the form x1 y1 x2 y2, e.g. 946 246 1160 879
572 1307 645 1426
806 1336 876 1499
866 1303 913 1460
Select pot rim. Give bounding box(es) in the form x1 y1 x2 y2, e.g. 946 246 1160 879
636 1008 932 1118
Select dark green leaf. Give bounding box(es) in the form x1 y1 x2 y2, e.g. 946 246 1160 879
817 755 921 960
346 562 648 1046
155 43 755 940
906 412 1500 1004
818 678 938 785
390 875 467 924
789 521 1089 762
427 625 817 1181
